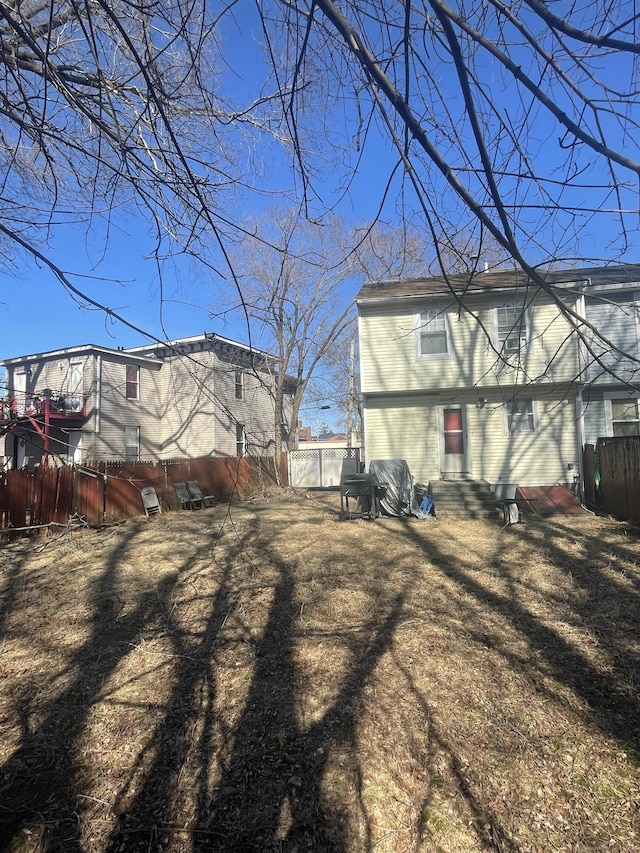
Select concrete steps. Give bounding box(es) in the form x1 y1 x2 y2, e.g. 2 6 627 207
431 479 502 520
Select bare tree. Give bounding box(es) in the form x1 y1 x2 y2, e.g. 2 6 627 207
0 0 285 336
258 0 640 370
2 0 639 376
319 333 362 440
271 0 640 264
224 209 366 459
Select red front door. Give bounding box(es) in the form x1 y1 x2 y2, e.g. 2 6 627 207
441 406 467 476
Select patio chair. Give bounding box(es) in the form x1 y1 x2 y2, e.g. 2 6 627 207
141 486 162 517
340 472 385 520
187 480 216 509
174 482 194 510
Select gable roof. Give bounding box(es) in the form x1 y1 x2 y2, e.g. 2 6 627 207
0 333 270 369
126 332 271 360
356 263 640 303
0 343 161 369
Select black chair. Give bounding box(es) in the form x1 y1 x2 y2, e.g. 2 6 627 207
340 458 362 519
340 472 385 520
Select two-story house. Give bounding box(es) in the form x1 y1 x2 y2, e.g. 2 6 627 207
356 263 640 491
0 333 293 469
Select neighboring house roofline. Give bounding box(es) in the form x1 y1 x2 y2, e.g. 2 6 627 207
0 344 162 369
127 333 300 386
126 332 272 360
0 332 275 370
356 263 640 304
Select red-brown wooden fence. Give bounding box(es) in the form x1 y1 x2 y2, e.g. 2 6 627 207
0 454 288 533
583 436 640 524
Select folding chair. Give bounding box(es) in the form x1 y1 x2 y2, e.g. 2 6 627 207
187 481 216 509
141 486 162 516
174 482 194 510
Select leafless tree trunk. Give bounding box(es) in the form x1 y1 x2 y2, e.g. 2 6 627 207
223 209 364 460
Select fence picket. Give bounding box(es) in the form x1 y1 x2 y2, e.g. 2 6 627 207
594 436 640 524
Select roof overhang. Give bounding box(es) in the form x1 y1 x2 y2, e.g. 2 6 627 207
0 344 162 369
355 263 640 305
126 332 272 361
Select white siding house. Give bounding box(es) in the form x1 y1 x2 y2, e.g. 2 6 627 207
357 264 640 491
581 285 640 446
0 333 293 468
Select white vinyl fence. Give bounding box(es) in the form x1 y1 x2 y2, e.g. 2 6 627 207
289 447 360 488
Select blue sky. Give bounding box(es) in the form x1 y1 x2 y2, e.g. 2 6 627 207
0 8 399 363
0 4 402 430
1 2 637 398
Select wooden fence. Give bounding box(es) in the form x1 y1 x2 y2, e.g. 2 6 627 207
583 437 640 524
0 455 288 532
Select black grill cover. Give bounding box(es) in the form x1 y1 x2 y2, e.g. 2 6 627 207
369 459 421 517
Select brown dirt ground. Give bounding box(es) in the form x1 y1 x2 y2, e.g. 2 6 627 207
0 491 639 853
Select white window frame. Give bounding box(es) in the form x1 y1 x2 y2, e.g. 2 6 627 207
236 423 246 457
604 393 640 436
125 364 140 400
14 370 27 415
66 361 84 413
124 426 140 461
416 305 451 359
493 300 530 355
234 368 244 400
504 397 537 435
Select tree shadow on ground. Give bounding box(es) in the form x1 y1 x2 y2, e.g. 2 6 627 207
198 552 405 852
395 514 640 755
4 501 636 853
91 508 409 853
0 523 215 852
0 544 30 639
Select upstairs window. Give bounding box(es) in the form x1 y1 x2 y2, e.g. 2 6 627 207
610 398 640 436
236 423 246 457
495 301 528 354
506 398 535 434
126 365 139 400
418 308 449 357
235 369 244 400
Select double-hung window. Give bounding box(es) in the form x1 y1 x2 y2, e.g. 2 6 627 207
126 365 139 400
495 301 528 354
236 423 246 457
124 426 140 460
418 307 449 357
609 398 640 436
505 398 535 434
235 369 244 400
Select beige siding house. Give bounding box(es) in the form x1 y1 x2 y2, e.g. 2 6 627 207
0 333 291 468
357 264 640 490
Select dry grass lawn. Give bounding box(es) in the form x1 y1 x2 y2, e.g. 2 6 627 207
0 491 639 852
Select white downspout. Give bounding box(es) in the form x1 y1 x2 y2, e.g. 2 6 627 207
575 285 589 503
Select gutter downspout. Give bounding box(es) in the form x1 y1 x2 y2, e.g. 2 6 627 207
575 284 589 504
